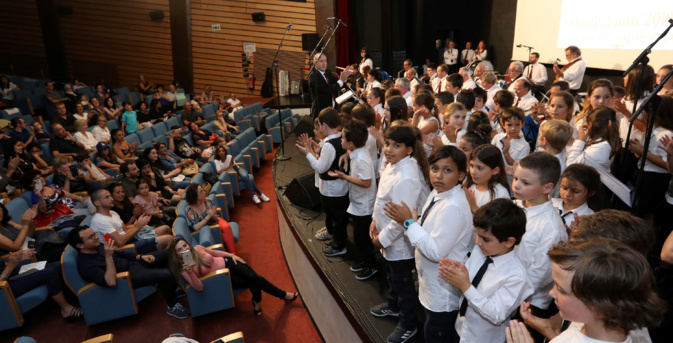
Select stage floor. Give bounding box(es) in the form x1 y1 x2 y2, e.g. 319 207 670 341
273 116 426 343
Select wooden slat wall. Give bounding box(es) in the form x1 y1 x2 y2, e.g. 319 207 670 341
191 0 317 97
0 1 49 79
58 0 174 92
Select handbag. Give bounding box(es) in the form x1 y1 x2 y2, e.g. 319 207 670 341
182 163 199 176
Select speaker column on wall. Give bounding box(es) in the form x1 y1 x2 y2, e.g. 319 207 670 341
284 172 322 209
301 33 319 51
149 10 164 21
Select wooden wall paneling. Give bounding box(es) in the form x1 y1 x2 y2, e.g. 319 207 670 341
0 1 49 78
58 0 175 92
190 0 316 97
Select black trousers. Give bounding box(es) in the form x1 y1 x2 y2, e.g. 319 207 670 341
128 249 178 307
225 258 286 302
383 258 419 330
321 194 350 249
352 214 375 267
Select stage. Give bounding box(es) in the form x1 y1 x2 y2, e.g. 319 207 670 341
273 115 426 343
263 94 312 109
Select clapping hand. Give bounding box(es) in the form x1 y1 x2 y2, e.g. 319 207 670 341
20 205 38 226
438 258 471 292
383 201 416 226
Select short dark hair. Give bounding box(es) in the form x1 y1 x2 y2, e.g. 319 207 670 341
570 209 655 256
447 73 464 88
10 117 22 127
519 151 561 187
436 92 454 106
493 90 515 108
472 87 487 103
499 107 525 124
531 52 540 59
170 125 181 131
551 80 570 91
0 203 10 226
343 120 368 148
429 145 467 174
438 64 449 74
350 103 376 127
74 152 90 163
427 62 437 70
518 79 532 91
184 184 200 205
385 124 416 152
318 107 340 129
68 226 90 252
120 162 134 176
456 89 475 109
473 198 526 244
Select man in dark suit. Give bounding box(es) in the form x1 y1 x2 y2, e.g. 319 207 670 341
308 53 351 118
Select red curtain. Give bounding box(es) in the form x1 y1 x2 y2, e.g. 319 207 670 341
335 0 354 68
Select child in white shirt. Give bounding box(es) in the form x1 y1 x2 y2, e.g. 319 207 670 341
491 107 530 167
552 165 600 227
463 144 511 214
537 119 574 198
567 107 621 173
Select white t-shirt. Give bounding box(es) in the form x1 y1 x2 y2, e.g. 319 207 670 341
213 155 233 172
469 183 510 208
550 326 633 343
90 212 125 244
346 148 376 216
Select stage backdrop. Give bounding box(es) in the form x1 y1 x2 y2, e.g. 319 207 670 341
0 1 49 79
189 0 318 97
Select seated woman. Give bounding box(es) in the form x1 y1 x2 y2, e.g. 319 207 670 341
30 121 51 140
25 142 52 168
213 145 269 204
0 249 82 321
168 238 298 316
136 157 182 205
188 122 220 147
111 129 137 160
0 203 65 263
155 142 198 179
108 182 172 250
142 147 191 189
2 138 50 187
213 110 240 139
200 85 215 105
53 156 92 194
91 116 111 143
24 172 89 229
74 152 112 180
149 98 167 122
73 103 88 121
135 101 153 129
87 98 106 127
93 142 122 170
103 96 122 119
72 119 98 152
183 184 236 254
138 74 155 95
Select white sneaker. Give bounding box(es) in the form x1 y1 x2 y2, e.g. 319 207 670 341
259 194 270 202
252 195 261 204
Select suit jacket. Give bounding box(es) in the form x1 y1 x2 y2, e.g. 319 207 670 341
309 69 341 118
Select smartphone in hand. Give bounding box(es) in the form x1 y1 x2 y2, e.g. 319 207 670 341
182 250 196 267
104 233 113 244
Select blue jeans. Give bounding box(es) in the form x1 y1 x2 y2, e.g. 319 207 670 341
384 258 418 330
240 174 261 196
424 307 459 343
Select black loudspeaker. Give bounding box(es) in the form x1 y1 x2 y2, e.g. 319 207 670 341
149 10 165 21
301 33 319 51
284 172 321 209
252 12 266 22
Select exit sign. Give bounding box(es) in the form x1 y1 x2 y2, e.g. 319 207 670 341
211 24 221 31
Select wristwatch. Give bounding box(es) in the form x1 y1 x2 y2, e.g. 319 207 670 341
403 219 416 230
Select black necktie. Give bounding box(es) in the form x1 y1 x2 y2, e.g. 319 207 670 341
419 197 437 226
560 210 574 225
459 256 493 316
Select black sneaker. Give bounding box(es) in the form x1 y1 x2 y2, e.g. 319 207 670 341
350 261 366 273
175 287 187 298
355 267 378 280
370 303 399 317
322 246 347 257
387 325 417 343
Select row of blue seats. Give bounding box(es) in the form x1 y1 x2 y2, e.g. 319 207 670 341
265 108 301 143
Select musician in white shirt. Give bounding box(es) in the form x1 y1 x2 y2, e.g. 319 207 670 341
426 63 440 93
436 64 449 94
406 69 421 94
553 46 586 93
523 52 548 87
481 72 501 112
396 77 414 107
507 61 526 94
444 40 459 74
474 40 487 61
358 47 373 75
459 67 477 90
513 79 538 112
461 41 475 66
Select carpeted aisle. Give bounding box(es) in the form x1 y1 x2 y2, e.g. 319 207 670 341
3 148 322 343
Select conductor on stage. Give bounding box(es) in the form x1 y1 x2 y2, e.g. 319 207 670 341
309 53 352 118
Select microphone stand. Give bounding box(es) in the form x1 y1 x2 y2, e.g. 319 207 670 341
302 25 332 102
274 23 292 161
307 18 343 119
617 18 673 200
630 70 673 210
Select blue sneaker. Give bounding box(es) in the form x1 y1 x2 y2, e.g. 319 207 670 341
322 246 347 257
166 303 190 319
387 325 417 343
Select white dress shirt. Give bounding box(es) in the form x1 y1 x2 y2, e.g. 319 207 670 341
306 133 349 197
469 184 510 209
374 156 424 261
514 200 567 309
566 139 613 173
474 49 487 61
560 57 586 91
365 80 381 93
485 85 502 112
491 132 530 165
403 91 414 107
358 57 373 75
410 78 421 92
346 147 376 216
73 131 99 150
456 247 534 343
461 49 475 65
405 187 474 312
364 133 380 179
461 79 477 90
507 75 528 94
549 326 633 343
557 323 651 343
91 126 111 143
550 149 568 198
551 198 593 227
643 126 672 173
516 93 539 112
436 76 448 93
444 49 458 65
430 75 440 93
523 62 548 86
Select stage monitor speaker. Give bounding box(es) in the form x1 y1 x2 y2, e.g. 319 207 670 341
252 12 266 22
284 172 321 210
302 33 319 51
149 10 164 21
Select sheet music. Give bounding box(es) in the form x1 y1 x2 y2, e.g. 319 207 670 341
584 157 632 207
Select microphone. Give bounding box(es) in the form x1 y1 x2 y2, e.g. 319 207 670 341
516 44 522 48
287 23 293 28
327 17 337 20
338 19 347 27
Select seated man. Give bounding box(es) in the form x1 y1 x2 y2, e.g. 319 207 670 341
179 102 205 127
89 188 173 253
67 226 190 319
8 117 37 145
50 123 87 157
52 102 77 132
168 126 207 165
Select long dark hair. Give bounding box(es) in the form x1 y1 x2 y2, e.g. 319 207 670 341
142 148 166 172
464 144 509 200
586 107 621 159
561 164 603 211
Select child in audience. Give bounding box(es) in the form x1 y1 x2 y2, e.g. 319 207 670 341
512 152 567 318
472 87 488 113
411 92 440 157
627 95 673 221
457 129 491 162
385 145 474 342
541 92 577 137
369 124 425 343
488 90 515 135
537 119 574 197
552 164 601 227
439 102 467 146
440 198 533 343
120 101 139 135
296 108 350 256
367 87 386 120
463 144 510 213
491 107 529 167
350 104 380 177
30 121 51 140
327 120 378 280
435 91 454 127
567 107 621 172
572 79 614 133
133 178 170 227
